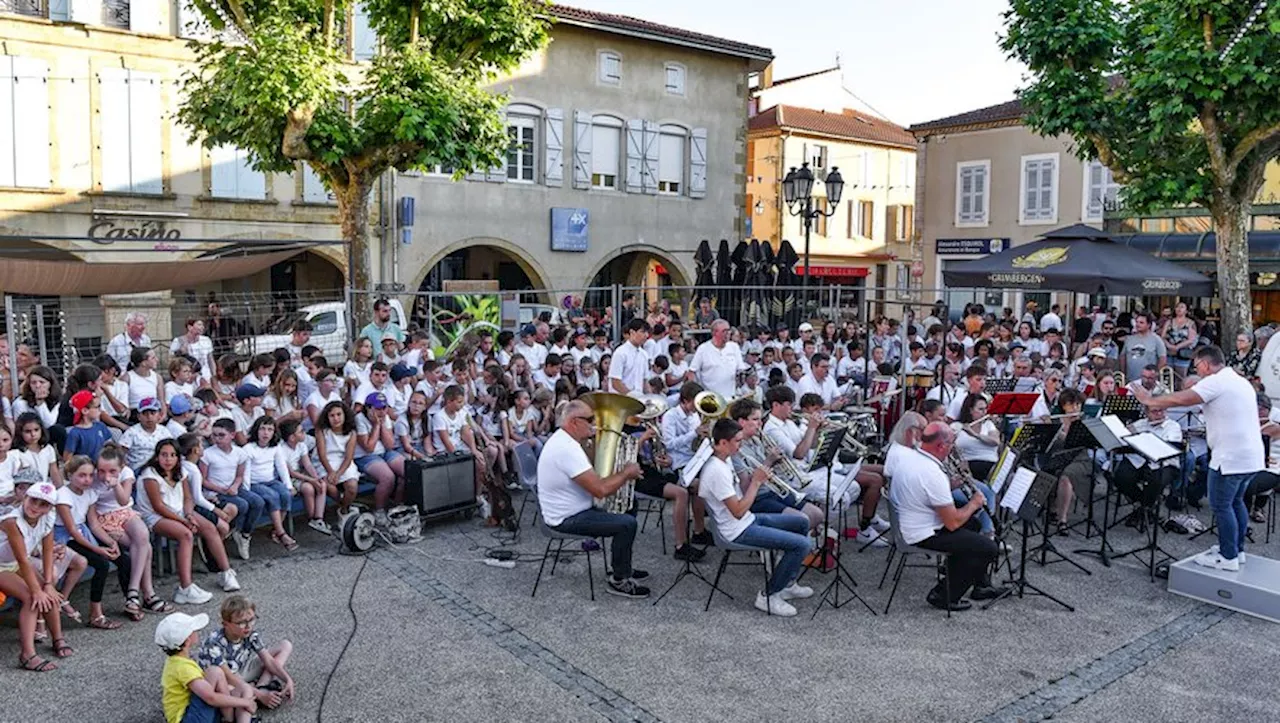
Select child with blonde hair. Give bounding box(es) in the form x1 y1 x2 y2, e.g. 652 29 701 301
196 595 296 710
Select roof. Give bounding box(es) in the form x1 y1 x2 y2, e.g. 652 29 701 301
769 66 840 87
908 98 1025 135
748 104 915 149
548 5 772 62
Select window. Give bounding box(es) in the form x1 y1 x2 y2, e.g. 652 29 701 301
898 155 915 188
427 164 456 176
859 200 875 238
658 130 684 194
98 68 163 195
210 145 266 199
811 144 828 171
897 204 914 242
815 198 828 236
591 116 621 189
598 51 621 85
310 311 339 335
352 2 377 61
506 116 536 183
664 63 685 95
0 56 51 189
301 164 335 203
955 160 990 226
1083 160 1122 221
1020 153 1058 224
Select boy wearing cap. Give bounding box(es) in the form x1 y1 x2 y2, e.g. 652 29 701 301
228 385 266 446
378 336 402 366
165 395 197 439
158 611 257 723
119 398 175 472
353 362 401 419
65 390 113 463
388 363 418 417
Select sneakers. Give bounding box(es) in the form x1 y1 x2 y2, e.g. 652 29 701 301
868 515 891 534
217 569 241 592
673 544 706 562
308 518 332 535
779 582 813 600
232 531 251 561
174 583 213 605
1193 550 1240 571
1209 545 1247 565
855 528 890 548
754 591 797 617
691 530 714 547
606 577 651 599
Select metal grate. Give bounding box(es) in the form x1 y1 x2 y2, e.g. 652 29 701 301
0 0 44 17
101 0 128 28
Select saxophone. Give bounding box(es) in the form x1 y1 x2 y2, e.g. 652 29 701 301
584 392 645 515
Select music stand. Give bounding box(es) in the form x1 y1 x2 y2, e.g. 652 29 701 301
984 465 1074 611
1102 394 1145 423
1069 417 1131 567
1055 420 1107 541
990 391 1042 444
1106 434 1183 581
653 507 725 607
806 425 875 618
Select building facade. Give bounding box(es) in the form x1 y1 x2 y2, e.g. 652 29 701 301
388 7 771 300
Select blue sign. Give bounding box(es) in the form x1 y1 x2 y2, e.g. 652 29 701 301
550 207 589 252
936 237 1008 255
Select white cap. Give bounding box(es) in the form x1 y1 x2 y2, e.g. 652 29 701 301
798 322 814 332
24 481 57 504
155 612 208 650
1087 348 1107 358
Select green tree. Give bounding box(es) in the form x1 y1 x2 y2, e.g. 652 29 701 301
176 0 550 298
1002 0 1280 342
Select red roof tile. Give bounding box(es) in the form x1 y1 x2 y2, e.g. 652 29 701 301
548 4 772 60
748 104 915 149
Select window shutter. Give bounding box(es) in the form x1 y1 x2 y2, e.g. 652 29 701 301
237 150 265 198
572 110 591 189
69 0 98 23
885 205 898 243
0 58 13 188
130 0 161 34
846 201 854 238
302 163 333 203
128 70 163 194
689 127 707 198
12 57 50 189
973 167 986 219
624 118 643 193
210 145 238 197
48 0 70 20
543 107 563 187
97 67 132 193
642 121 659 194
352 2 376 60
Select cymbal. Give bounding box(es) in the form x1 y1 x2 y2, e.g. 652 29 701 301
845 406 876 415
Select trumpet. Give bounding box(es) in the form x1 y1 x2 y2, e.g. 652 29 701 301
741 436 806 499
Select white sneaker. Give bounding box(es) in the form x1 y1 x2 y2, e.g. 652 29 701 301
869 515 891 533
217 569 241 592
754 591 797 617
233 531 251 561
1193 550 1240 572
780 582 814 600
1209 545 1246 565
174 583 213 605
855 528 890 548
308 518 332 535
477 496 492 520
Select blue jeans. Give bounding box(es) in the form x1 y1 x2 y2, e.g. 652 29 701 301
255 480 293 514
219 488 265 534
751 488 803 514
734 513 812 595
553 507 638 580
1208 468 1254 560
952 481 996 535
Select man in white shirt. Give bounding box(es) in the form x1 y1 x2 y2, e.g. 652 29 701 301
536 400 649 599
1039 304 1064 334
889 422 1001 611
1135 345 1263 571
609 320 651 399
514 325 548 372
1112 403 1182 513
795 353 847 411
106 312 152 372
690 320 746 399
946 366 988 421
352 362 401 419
169 317 216 382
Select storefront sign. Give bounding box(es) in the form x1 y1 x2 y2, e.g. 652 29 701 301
550 207 589 252
794 265 870 278
87 220 182 243
935 237 1008 255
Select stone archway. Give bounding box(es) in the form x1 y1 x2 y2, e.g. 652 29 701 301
410 237 553 296
582 245 691 288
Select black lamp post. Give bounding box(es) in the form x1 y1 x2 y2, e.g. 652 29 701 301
783 162 844 291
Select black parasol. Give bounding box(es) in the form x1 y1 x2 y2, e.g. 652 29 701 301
942 224 1213 296
741 239 767 327
773 239 801 329
693 239 715 295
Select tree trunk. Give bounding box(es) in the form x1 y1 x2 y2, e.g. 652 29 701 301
1211 198 1253 346
338 178 374 322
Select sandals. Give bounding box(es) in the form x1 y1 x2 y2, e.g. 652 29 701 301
51 638 74 658
18 653 57 672
271 532 299 551
34 620 48 644
142 595 174 614
60 602 82 624
1251 509 1266 524
88 615 122 631
124 591 145 622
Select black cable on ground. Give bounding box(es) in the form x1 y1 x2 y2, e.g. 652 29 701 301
316 554 367 723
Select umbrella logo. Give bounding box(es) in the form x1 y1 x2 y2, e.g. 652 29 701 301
1142 279 1181 291
1011 247 1068 269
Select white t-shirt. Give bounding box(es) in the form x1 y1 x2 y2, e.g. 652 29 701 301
608 342 650 398
690 340 746 398
393 416 429 449
202 444 248 491
91 467 136 515
531 370 561 391
320 430 359 482
890 447 953 545
535 429 595 527
242 444 278 485
18 445 57 484
764 415 806 463
950 420 1000 463
227 405 265 436
507 407 540 437
343 360 373 388
515 341 548 371
181 460 215 511
1195 367 1265 475
263 393 301 419
0 508 55 564
568 347 593 368
170 335 214 380
118 424 174 472
274 443 309 488
136 468 185 520
0 454 20 511
126 369 161 410
164 381 196 404
432 408 469 450
355 414 393 456
698 455 753 541
796 373 840 406
353 380 401 412
55 484 100 527
10 399 59 429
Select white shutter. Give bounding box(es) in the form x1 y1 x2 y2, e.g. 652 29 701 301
12 57 50 189
624 119 643 193
237 150 265 198
209 144 238 197
48 0 70 20
486 108 508 182
353 2 376 60
0 58 14 188
973 167 986 220
302 164 333 202
128 71 163 194
177 0 213 40
130 0 161 34
572 110 591 189
543 107 563 187
642 121 658 194
97 67 132 193
69 0 98 23
689 127 707 198
959 169 973 218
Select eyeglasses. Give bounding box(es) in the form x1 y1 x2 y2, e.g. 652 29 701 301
573 415 595 425
230 616 255 627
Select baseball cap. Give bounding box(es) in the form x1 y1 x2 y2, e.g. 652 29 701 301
155 612 209 651
138 397 162 413
13 466 42 487
25 481 57 504
798 322 814 333
169 395 194 416
1087 348 1108 358
390 363 417 382
364 392 388 409
380 336 400 346
235 383 266 402
520 324 536 337
70 390 95 424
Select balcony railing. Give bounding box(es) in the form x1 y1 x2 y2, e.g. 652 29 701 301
0 0 45 18
102 0 128 28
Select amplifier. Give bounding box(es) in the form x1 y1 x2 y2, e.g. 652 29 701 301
405 453 477 519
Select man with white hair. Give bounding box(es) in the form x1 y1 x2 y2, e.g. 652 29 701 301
107 312 151 371
689 319 746 399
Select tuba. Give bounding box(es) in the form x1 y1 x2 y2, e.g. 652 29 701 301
634 398 670 472
694 390 727 421
583 392 645 515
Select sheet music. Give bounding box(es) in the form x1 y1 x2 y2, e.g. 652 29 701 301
1000 467 1038 513
1124 432 1180 462
681 439 713 488
1100 414 1130 441
1013 377 1040 393
989 452 1017 496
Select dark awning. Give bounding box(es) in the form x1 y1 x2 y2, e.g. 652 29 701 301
1111 231 1280 262
0 249 303 296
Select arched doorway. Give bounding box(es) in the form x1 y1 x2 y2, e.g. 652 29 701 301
584 247 689 314
417 242 550 295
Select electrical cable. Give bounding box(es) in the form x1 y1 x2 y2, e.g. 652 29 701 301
316 554 366 723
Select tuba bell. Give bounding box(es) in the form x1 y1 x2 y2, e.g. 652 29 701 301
582 392 645 515
693 390 727 421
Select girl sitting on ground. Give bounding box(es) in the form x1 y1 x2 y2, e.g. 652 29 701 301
0 476 74 671
92 445 169 619
54 455 126 630
242 417 297 552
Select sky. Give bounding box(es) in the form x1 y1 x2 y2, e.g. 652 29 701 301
561 0 1027 127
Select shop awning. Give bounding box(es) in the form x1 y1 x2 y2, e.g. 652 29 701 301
0 249 303 296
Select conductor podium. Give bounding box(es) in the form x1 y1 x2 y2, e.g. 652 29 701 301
1169 553 1280 623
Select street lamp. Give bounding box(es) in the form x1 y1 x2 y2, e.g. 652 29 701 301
783 162 843 290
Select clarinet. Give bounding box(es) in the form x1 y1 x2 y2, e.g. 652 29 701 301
945 447 979 500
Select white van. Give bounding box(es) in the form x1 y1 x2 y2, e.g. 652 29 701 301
236 299 408 361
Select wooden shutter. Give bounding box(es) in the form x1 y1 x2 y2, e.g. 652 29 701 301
69 0 98 23
543 108 563 187
97 67 132 193
352 2 376 60
625 119 643 193
48 0 70 20
130 0 162 34
210 144 238 197
13 58 50 189
846 200 854 238
238 149 265 197
885 205 898 242
128 70 163 194
0 58 13 188
642 120 659 194
689 127 707 198
572 110 591 189
302 163 333 203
